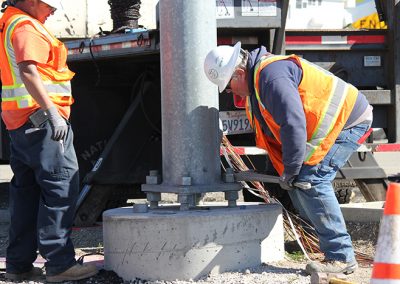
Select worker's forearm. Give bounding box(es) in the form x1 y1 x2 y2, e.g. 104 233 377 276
18 62 54 110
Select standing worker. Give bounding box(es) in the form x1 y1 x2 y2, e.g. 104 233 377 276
204 42 373 274
0 0 98 282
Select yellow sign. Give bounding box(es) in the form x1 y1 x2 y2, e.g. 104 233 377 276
352 12 387 29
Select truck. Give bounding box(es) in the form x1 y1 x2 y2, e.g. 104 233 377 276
1 0 398 226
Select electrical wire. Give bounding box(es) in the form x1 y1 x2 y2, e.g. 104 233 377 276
221 134 374 266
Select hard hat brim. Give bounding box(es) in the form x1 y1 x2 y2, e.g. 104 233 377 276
41 0 62 11
218 41 241 93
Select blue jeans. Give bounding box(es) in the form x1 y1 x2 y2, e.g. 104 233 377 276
288 123 371 262
6 120 79 275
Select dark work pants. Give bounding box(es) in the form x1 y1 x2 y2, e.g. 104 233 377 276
6 121 78 276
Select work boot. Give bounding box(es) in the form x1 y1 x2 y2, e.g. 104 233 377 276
46 263 98 283
305 259 358 275
5 267 44 281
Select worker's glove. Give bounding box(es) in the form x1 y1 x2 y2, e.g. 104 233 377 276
45 106 68 141
279 173 297 191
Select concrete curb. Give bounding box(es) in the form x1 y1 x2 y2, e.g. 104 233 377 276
340 201 384 223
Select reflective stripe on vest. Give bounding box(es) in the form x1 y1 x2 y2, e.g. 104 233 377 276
253 55 350 163
2 15 71 109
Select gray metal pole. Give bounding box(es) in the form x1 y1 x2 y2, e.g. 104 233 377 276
159 0 219 186
386 0 400 142
393 0 400 142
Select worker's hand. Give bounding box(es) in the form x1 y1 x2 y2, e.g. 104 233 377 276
46 106 68 141
279 173 297 190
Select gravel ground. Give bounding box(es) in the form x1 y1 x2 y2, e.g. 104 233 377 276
0 173 378 284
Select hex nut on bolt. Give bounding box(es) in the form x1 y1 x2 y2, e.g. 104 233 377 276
146 170 161 185
223 168 235 183
178 194 192 211
181 176 192 186
146 192 161 202
225 191 238 207
223 173 235 183
133 204 148 213
225 191 239 201
178 194 190 204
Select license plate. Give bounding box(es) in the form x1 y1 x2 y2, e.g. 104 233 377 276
219 111 252 135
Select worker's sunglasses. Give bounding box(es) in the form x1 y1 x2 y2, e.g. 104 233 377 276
225 70 240 94
40 1 57 13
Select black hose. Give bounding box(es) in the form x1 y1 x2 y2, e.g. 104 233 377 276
88 39 101 87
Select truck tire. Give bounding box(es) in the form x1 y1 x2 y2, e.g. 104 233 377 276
334 187 353 204
74 184 112 227
74 184 146 227
243 182 353 208
333 180 355 204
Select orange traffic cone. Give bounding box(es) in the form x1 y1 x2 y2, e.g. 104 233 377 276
371 182 400 283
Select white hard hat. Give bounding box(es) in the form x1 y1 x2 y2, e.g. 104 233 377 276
41 0 62 10
204 41 241 93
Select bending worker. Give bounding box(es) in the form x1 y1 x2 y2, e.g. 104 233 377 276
204 42 373 275
0 0 97 282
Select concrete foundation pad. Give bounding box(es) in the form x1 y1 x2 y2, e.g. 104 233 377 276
103 203 284 281
340 201 384 223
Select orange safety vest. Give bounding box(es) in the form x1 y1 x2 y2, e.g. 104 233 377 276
246 54 358 175
0 7 75 129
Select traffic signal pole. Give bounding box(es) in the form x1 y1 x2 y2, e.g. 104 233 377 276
142 0 241 210
103 1 284 280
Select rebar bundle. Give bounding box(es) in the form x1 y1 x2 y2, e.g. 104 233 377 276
108 0 141 32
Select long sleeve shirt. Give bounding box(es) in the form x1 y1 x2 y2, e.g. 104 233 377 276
247 47 370 176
